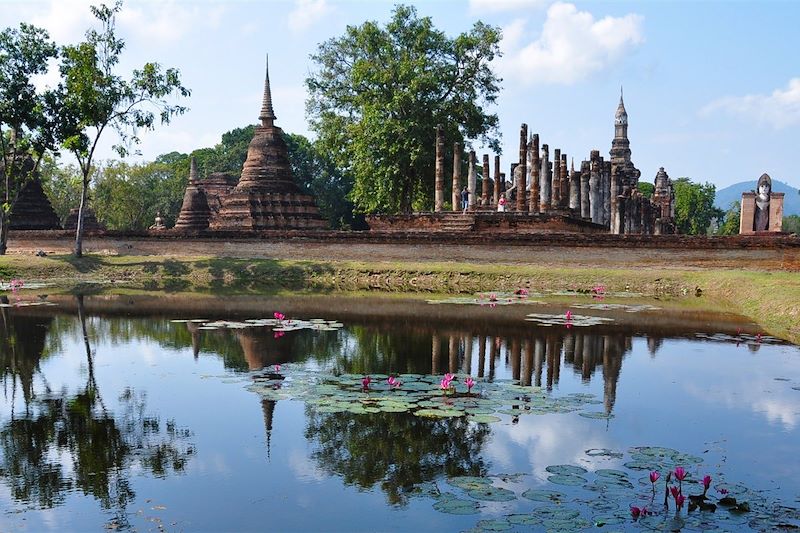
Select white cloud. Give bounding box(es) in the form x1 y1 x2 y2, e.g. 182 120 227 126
118 2 226 45
287 0 331 33
701 78 800 129
30 0 95 43
469 0 550 15
498 2 644 86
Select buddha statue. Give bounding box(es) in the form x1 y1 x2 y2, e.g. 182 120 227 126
753 173 771 231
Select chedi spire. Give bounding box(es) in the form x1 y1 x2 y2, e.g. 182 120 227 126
259 55 276 127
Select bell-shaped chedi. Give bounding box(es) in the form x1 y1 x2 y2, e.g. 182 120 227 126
64 205 104 231
174 157 211 231
210 58 326 231
10 177 61 230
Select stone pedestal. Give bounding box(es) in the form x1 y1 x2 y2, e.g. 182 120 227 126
740 192 784 233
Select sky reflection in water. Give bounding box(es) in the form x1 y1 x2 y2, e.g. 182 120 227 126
0 294 798 531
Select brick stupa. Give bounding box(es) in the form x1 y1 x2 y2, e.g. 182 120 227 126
174 157 211 231
210 59 326 231
10 177 61 230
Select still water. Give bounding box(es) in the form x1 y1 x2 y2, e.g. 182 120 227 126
1 293 799 532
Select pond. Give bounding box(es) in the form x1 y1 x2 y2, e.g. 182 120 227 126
1 291 799 531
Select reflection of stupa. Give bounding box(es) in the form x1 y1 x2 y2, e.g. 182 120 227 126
210 58 326 231
0 311 53 404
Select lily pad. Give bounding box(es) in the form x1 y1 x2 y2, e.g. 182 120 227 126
447 476 491 491
521 489 563 503
466 485 517 502
433 494 480 515
546 464 588 476
474 518 512 531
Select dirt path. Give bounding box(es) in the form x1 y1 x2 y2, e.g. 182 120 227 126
8 235 800 271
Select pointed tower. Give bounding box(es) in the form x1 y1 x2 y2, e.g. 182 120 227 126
10 177 62 230
174 157 212 232
610 88 637 182
211 57 326 230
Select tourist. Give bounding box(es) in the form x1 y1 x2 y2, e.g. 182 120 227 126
461 186 470 213
497 194 507 212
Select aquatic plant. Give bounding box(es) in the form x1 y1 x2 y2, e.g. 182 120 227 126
464 376 475 394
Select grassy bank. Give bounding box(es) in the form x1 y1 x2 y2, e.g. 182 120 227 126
2 253 798 343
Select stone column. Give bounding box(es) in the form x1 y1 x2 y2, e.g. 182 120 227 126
521 339 533 386
510 338 521 381
493 155 501 206
552 148 561 209
452 142 461 212
603 160 612 226
569 163 580 213
590 150 601 223
482 154 490 207
529 134 540 214
468 151 477 209
434 124 444 212
463 333 473 374
533 338 544 388
560 154 568 209
580 160 590 219
610 166 620 233
540 144 551 212
517 123 527 212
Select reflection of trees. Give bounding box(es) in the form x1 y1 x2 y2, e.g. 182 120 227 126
0 297 194 528
0 304 53 408
0 387 194 525
305 410 489 506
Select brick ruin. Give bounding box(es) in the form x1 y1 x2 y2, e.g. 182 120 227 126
425 91 678 235
172 59 326 233
10 177 61 230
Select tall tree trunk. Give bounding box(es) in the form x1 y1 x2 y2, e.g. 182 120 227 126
0 211 8 256
73 179 89 258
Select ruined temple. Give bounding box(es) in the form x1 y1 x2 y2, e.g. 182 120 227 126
210 60 326 231
10 177 61 230
174 157 212 231
63 206 104 232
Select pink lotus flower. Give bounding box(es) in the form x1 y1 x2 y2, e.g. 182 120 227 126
274 312 285 321
676 494 685 509
445 373 455 382
717 488 728 495
565 310 573 320
703 475 711 490
361 376 371 390
630 506 641 519
670 486 680 499
440 378 451 390
649 471 660 484
387 376 401 388
488 293 497 302
465 376 475 393
274 364 280 372
9 279 24 292
673 467 686 481
515 288 529 296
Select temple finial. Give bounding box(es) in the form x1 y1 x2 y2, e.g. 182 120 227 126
189 156 198 184
620 85 624 103
259 54 276 126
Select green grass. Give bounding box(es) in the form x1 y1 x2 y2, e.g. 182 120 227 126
2 253 798 344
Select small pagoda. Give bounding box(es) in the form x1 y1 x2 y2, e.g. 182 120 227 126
210 59 326 231
10 177 61 230
174 157 211 231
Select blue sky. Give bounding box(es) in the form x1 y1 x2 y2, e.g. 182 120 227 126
2 0 798 189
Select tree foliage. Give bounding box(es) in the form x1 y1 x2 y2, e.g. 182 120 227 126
306 5 502 214
718 201 741 236
58 1 189 256
0 23 60 254
783 214 800 235
93 159 185 230
672 177 723 235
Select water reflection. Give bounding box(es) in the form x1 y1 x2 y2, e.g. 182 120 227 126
0 296 195 527
305 410 489 505
2 294 796 527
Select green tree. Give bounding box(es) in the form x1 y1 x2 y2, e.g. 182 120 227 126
672 177 723 235
718 201 741 236
783 214 800 234
306 5 502 214
93 159 185 230
59 1 189 257
38 155 83 224
637 182 654 199
0 23 61 254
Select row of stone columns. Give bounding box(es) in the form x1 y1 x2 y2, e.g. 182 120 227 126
434 123 673 235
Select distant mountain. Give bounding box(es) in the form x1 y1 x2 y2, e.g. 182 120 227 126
715 179 800 216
